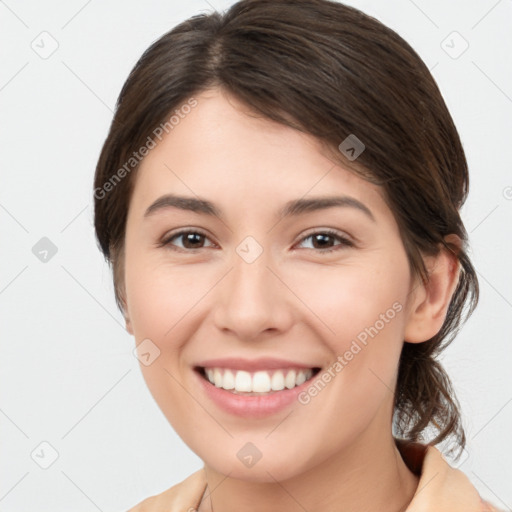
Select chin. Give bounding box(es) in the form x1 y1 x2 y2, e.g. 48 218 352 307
196 438 323 483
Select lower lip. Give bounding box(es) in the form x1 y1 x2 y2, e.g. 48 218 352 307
194 369 318 418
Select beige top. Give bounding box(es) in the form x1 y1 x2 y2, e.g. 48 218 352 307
127 439 504 511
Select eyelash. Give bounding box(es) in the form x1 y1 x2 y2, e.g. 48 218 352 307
158 228 354 254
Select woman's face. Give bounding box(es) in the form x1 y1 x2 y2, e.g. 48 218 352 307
123 87 420 481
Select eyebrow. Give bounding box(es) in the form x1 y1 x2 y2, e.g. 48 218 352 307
144 193 376 222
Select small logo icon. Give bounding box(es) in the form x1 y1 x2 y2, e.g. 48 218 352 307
237 442 263 468
338 134 365 161
441 31 469 59
32 237 58 263
31 31 59 59
31 441 59 469
133 338 161 366
236 236 264 264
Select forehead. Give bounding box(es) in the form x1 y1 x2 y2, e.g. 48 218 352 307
130 88 392 225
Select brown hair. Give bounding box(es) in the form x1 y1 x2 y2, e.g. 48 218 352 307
93 0 479 457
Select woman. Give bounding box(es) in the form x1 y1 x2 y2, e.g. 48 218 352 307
93 0 503 510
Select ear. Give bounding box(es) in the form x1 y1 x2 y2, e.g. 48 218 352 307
404 234 461 344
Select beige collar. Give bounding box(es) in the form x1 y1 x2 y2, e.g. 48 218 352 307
395 439 498 511
133 440 500 511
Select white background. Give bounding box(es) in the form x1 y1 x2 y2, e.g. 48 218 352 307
1 0 511 510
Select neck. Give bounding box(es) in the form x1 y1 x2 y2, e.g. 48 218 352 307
198 432 419 512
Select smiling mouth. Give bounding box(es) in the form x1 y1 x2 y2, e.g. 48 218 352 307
194 366 322 395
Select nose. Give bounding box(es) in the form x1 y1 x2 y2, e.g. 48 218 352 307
212 243 294 342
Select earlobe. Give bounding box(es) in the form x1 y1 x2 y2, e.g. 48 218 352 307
404 236 461 344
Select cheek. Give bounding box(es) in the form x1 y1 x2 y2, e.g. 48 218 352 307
287 274 406 454
287 257 407 344
123 254 203 426
287 256 408 402
124 251 201 340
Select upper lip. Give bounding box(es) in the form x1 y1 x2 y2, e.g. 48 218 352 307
194 357 321 372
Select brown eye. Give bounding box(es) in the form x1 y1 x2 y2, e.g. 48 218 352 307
296 230 354 253
160 229 214 251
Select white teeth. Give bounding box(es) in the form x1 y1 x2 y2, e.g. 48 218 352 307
235 370 252 392
213 368 223 388
295 370 307 386
284 369 296 389
253 371 271 392
203 367 314 393
223 369 235 390
271 371 285 391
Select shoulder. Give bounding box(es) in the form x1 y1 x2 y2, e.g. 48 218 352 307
480 498 507 512
126 469 207 512
409 443 505 512
395 439 506 512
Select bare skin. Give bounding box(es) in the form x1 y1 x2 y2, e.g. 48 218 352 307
122 87 460 512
